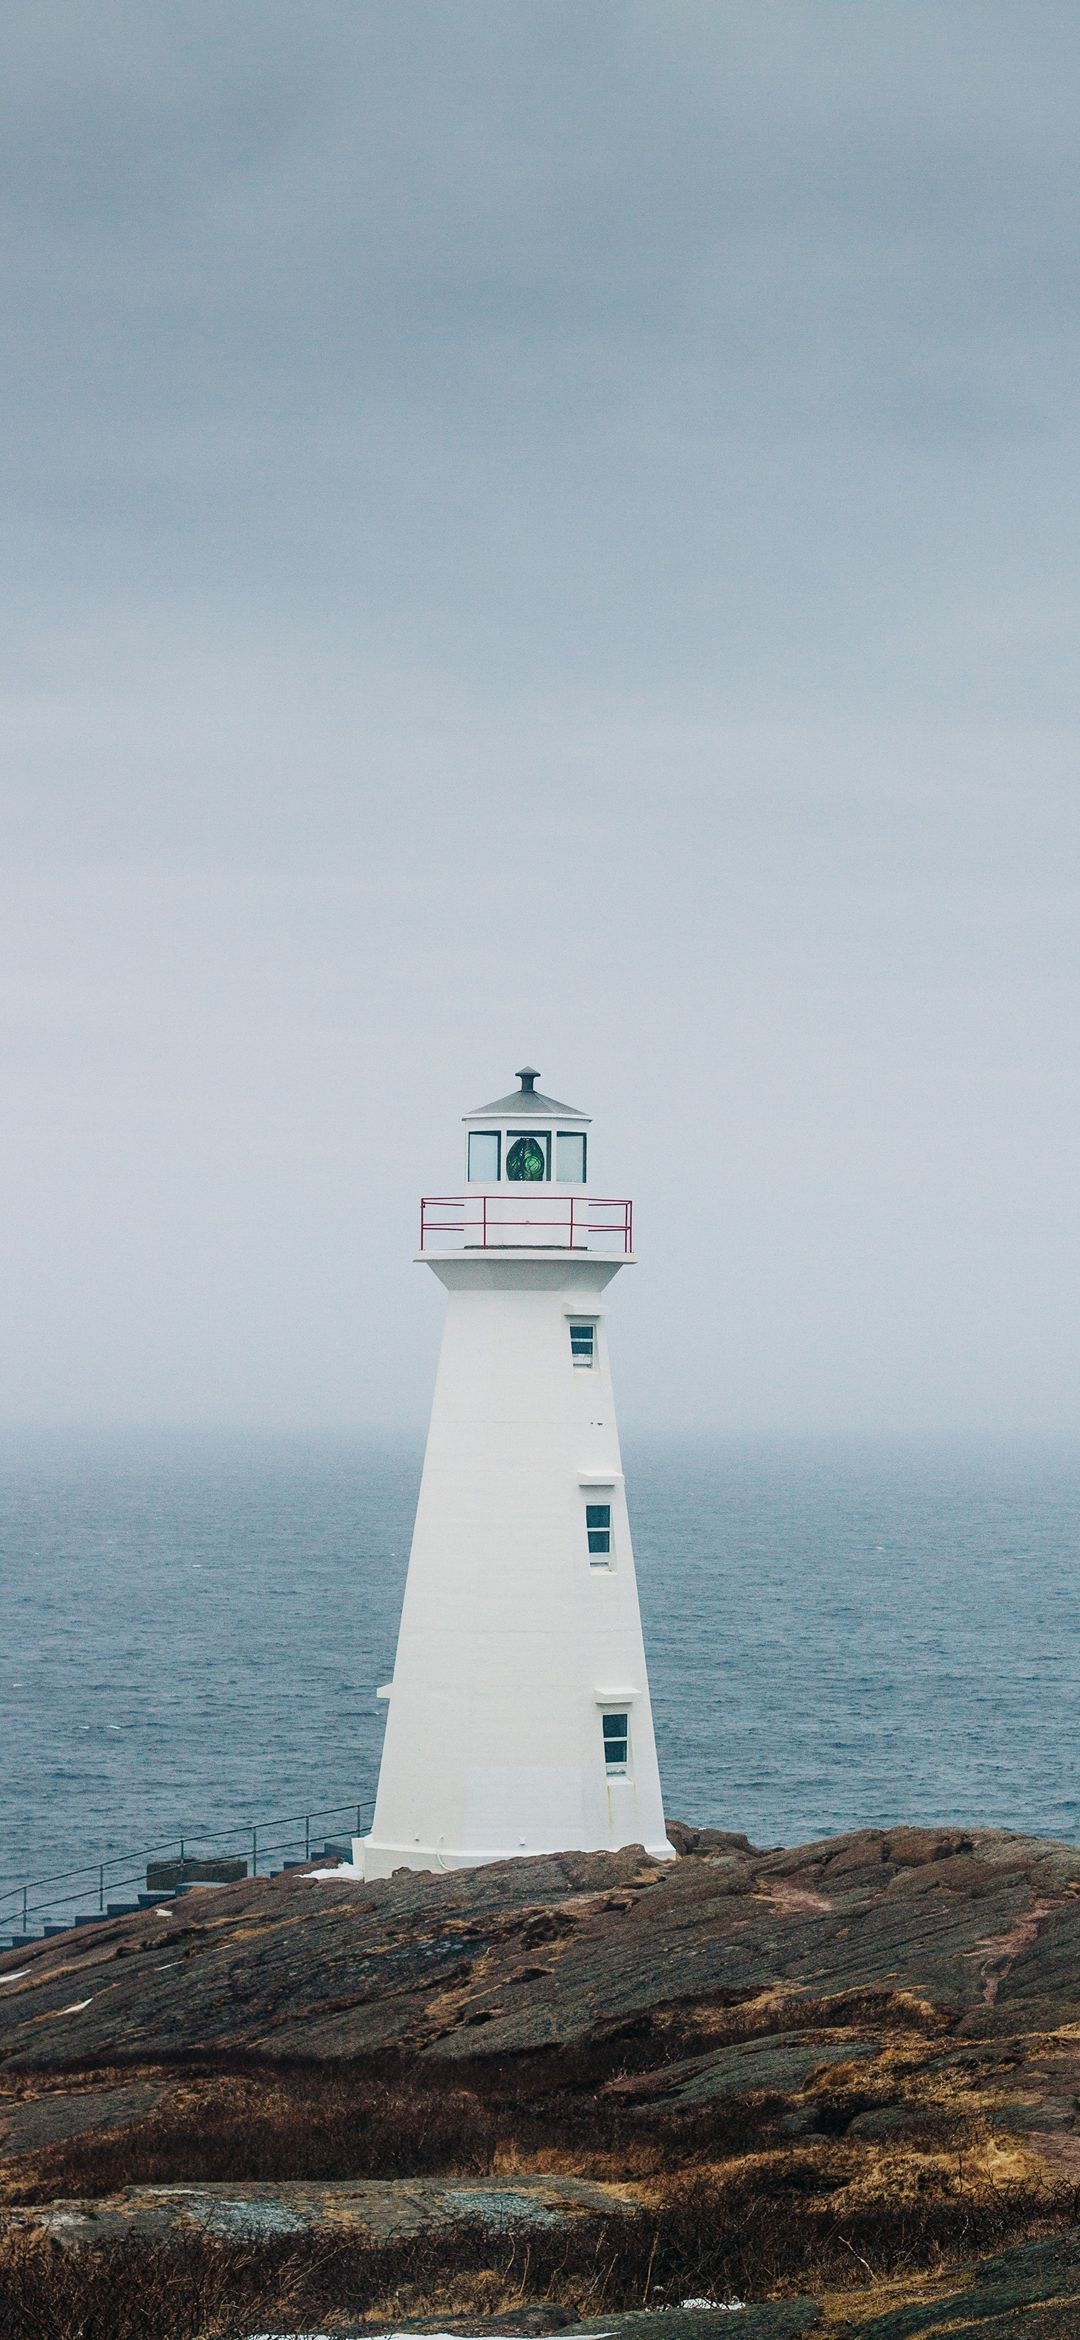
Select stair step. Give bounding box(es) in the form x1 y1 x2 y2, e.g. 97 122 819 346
4 1804 372 1953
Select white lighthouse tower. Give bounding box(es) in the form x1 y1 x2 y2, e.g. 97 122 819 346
357 1068 673 1878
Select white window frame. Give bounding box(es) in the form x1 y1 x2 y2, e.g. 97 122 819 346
585 1497 613 1567
579 1472 620 1572
601 1708 630 1776
568 1319 597 1368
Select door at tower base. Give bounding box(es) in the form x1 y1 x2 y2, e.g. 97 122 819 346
357 1068 674 1880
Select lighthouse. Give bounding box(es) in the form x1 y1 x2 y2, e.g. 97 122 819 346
357 1068 673 1877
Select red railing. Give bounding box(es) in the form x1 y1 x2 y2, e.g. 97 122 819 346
419 1195 633 1254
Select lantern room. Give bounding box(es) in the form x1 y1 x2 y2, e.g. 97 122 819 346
463 1066 590 1189
417 1068 631 1254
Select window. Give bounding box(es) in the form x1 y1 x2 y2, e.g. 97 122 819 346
467 1131 500 1183
505 1130 550 1181
556 1131 587 1183
569 1321 595 1367
602 1711 629 1774
586 1502 611 1559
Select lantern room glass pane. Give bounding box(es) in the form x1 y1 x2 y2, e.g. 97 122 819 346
555 1131 586 1183
467 1131 500 1183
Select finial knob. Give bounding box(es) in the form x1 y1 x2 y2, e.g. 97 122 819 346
516 1065 539 1093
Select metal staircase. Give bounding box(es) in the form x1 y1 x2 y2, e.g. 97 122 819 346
0 1798 372 1949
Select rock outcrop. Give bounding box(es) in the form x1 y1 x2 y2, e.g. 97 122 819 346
4 1824 1080 2073
4 1823 1080 2334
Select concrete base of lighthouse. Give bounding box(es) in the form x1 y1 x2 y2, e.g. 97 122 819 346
358 1250 674 1880
355 1820 665 1881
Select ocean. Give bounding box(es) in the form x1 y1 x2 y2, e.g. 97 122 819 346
3 1431 1080 1905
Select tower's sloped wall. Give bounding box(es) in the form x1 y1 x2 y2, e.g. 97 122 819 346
361 1255 672 1877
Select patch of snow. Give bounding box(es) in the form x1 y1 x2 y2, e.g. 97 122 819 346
0 1969 30 1984
679 2301 746 2312
59 1998 92 2013
302 1863 364 1881
245 2307 745 2336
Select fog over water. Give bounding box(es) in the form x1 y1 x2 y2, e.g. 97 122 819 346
3 6 1080 1443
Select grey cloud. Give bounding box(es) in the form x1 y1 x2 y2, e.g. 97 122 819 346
1 4 1079 1435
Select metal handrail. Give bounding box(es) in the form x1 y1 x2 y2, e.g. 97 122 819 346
1 1797 374 1936
420 1194 633 1252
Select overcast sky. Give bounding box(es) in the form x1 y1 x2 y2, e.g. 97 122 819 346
3 2 1080 1439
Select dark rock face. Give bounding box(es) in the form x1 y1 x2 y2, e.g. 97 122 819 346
837 2224 1080 2335
4 1824 1080 2333
0 2080 160 2161
612 2030 881 2109
3 1825 1080 2074
2 1815 1080 2077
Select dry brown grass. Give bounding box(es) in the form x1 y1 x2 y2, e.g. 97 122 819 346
0 2049 769 2204
2 2161 1077 2338
4 2011 1080 2337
